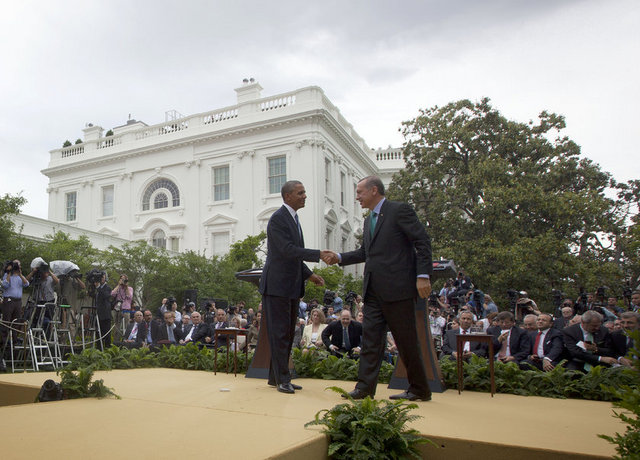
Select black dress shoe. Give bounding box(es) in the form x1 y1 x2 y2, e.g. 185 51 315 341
389 391 431 401
277 383 295 394
268 382 302 390
342 389 373 400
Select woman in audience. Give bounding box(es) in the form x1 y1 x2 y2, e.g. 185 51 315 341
300 308 327 353
247 311 261 351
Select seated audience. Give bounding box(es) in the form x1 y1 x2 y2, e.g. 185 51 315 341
441 311 487 360
522 314 538 332
151 311 183 347
204 308 229 348
300 308 327 353
554 305 575 330
246 311 261 351
179 311 208 345
521 313 564 371
322 310 362 358
491 311 531 363
563 310 616 371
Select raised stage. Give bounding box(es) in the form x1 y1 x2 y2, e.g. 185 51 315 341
0 369 624 459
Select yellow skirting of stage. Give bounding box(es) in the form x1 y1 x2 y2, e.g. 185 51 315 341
0 369 624 459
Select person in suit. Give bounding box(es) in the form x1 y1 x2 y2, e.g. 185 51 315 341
521 313 564 371
180 311 208 345
323 176 432 401
553 304 575 330
563 310 617 371
259 180 326 394
151 311 183 347
119 310 147 348
491 311 531 363
203 309 229 348
94 272 112 349
440 311 488 359
321 310 363 358
611 311 639 367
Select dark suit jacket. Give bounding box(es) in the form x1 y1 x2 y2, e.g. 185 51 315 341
563 323 614 366
151 321 183 344
553 317 571 330
259 205 320 299
123 321 147 344
611 330 634 359
340 199 432 302
95 283 112 321
440 329 488 358
528 328 564 364
322 320 362 351
491 327 531 362
189 323 210 344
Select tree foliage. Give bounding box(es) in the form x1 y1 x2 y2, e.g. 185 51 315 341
389 98 638 308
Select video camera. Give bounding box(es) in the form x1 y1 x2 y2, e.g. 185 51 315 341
344 291 358 307
29 257 50 283
85 268 106 284
323 290 336 307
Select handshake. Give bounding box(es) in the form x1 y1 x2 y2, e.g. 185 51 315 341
320 250 339 265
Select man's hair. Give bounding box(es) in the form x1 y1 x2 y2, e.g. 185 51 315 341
538 313 553 322
458 310 474 319
496 311 515 322
360 176 385 196
581 310 603 324
523 314 538 322
620 311 640 322
281 180 302 199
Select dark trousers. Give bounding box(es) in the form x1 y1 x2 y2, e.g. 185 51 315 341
1 298 23 345
262 295 297 385
356 289 430 397
98 318 111 349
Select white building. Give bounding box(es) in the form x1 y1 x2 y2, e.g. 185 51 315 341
42 81 403 272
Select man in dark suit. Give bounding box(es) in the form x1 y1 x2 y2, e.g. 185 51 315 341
521 313 564 371
259 180 326 394
94 273 112 349
611 311 639 367
180 311 208 346
440 311 487 359
322 310 363 358
563 310 617 371
491 311 531 363
151 311 183 347
203 309 229 348
119 310 147 348
324 176 432 401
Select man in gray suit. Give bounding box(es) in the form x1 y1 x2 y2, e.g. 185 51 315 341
259 180 326 394
324 176 432 401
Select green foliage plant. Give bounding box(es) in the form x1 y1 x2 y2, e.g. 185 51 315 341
599 330 640 459
305 386 433 459
57 367 119 399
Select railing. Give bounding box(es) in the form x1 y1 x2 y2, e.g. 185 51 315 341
49 86 371 164
375 150 403 161
61 146 84 158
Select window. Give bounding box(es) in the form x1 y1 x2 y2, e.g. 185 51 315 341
154 192 169 209
325 159 331 194
151 229 166 249
213 165 230 201
340 171 346 206
102 186 114 217
268 156 286 194
142 179 180 211
212 232 230 256
65 192 77 222
170 237 179 252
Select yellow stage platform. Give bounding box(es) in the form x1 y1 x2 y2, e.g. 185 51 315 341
0 369 624 459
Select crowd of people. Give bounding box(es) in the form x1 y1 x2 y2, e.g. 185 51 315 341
2 256 638 376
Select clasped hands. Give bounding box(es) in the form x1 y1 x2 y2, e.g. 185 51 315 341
320 250 339 265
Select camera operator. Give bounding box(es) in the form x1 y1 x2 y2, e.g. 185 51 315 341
481 294 498 319
56 268 86 334
1 260 29 346
515 297 541 322
26 262 59 332
93 272 112 348
428 305 446 349
111 274 133 325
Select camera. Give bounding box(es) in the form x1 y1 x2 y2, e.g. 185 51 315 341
86 268 106 284
428 292 438 308
323 290 336 307
344 291 358 307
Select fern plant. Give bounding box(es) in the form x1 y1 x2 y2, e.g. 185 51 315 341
57 367 119 399
305 386 432 459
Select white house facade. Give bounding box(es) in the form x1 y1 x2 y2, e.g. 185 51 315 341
42 81 403 274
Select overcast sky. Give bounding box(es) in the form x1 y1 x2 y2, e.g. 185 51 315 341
1 0 638 218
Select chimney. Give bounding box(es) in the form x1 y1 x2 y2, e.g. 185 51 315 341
234 78 263 103
82 124 103 142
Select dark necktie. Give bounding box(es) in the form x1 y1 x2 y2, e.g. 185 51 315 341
294 214 302 238
342 326 351 350
370 212 378 237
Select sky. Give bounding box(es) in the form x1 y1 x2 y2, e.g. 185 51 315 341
1 0 638 218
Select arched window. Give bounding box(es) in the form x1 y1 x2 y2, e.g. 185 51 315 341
154 192 168 209
151 229 166 249
142 179 180 211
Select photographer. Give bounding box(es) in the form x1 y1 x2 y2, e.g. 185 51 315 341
515 297 541 322
93 272 112 348
111 274 133 325
55 265 86 333
1 260 29 345
26 261 59 304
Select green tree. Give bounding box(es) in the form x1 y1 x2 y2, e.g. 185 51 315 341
0 193 26 255
389 98 633 309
